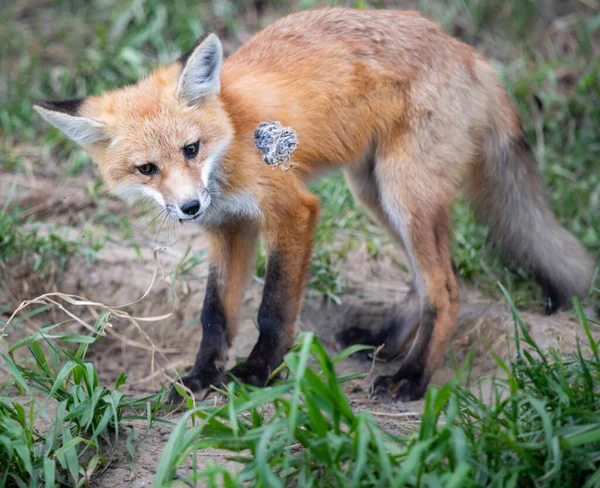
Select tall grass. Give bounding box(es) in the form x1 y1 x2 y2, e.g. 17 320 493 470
155 295 600 487
2 281 598 486
0 315 163 487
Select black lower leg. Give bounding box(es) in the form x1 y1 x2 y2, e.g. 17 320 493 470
372 304 436 401
169 267 229 401
229 252 293 387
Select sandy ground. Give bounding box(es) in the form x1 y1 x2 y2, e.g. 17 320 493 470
1 173 596 486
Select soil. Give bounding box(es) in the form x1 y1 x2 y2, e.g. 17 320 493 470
1 173 596 486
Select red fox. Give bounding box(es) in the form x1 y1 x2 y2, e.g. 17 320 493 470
34 8 595 402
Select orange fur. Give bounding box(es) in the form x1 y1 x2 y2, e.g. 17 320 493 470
34 8 595 400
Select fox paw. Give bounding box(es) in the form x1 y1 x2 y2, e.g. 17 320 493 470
371 373 430 402
227 362 270 388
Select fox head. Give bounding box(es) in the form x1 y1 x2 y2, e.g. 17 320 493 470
34 34 240 225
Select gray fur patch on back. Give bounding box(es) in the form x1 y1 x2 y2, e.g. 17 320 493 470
254 121 298 171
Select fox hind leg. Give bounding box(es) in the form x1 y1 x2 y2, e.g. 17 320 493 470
335 160 421 361
371 142 460 401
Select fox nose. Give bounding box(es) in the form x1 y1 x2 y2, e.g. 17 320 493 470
180 199 200 216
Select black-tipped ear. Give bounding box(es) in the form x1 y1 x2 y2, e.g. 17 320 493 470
177 33 223 104
34 98 85 116
33 98 105 145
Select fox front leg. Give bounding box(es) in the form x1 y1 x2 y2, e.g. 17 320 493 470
228 189 319 386
169 224 258 403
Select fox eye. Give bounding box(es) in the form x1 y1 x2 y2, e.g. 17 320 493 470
183 141 200 158
136 163 159 176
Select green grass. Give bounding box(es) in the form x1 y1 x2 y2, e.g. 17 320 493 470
0 315 163 487
0 197 101 283
1 0 600 485
2 289 600 486
154 292 600 487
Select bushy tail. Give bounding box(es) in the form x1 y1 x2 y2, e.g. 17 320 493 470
469 99 595 313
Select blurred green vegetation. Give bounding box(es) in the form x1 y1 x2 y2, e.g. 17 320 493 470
1 3 600 485
0 0 598 307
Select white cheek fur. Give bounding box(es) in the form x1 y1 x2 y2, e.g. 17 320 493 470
112 183 165 207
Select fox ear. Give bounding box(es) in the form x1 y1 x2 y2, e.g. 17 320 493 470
33 99 105 145
177 34 223 104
